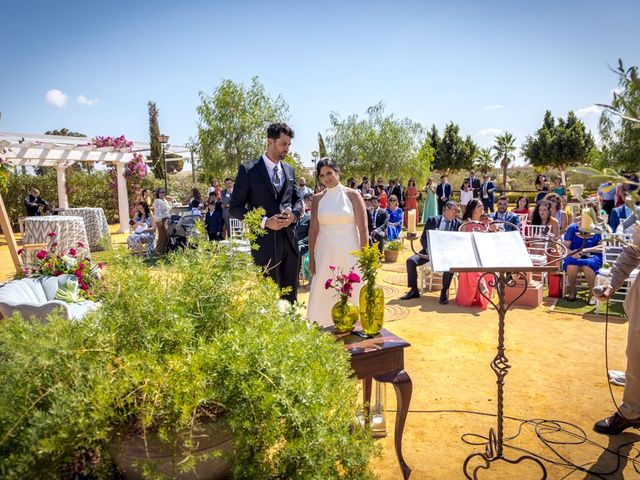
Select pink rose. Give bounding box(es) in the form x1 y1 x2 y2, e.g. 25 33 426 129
69 248 76 256
36 250 47 260
47 232 57 237
324 279 333 290
17 249 24 255
347 272 361 283
78 263 86 270
329 265 336 271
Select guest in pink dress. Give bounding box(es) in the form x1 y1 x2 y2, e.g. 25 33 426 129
455 199 494 310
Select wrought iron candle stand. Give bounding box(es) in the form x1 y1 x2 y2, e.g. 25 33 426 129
407 222 579 479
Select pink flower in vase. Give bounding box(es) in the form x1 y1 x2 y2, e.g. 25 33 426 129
347 271 361 283
324 279 333 290
35 250 47 260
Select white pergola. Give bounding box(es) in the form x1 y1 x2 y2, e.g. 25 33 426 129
0 132 192 233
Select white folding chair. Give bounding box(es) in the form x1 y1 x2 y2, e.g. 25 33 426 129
516 213 529 236
229 218 244 240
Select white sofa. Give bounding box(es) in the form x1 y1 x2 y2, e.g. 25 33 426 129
0 275 99 322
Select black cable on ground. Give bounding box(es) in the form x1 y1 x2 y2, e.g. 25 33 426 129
384 300 640 478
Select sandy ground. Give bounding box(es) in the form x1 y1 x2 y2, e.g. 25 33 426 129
1 228 637 479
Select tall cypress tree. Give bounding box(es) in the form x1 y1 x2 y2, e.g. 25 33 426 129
148 101 164 180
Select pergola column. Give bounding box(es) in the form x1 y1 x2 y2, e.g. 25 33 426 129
115 162 130 233
55 165 69 208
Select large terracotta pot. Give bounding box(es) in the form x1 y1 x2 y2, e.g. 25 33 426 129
384 249 399 263
113 416 233 480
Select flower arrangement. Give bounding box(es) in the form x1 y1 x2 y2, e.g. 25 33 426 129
21 233 103 298
352 243 382 285
91 135 134 150
324 266 361 301
384 239 403 251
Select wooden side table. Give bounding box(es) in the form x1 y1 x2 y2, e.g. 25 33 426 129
329 327 413 479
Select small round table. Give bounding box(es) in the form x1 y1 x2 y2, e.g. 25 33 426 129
23 216 90 256
59 208 110 251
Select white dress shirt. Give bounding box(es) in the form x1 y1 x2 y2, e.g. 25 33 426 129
262 154 284 190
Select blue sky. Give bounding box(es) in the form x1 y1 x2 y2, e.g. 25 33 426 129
1 0 638 166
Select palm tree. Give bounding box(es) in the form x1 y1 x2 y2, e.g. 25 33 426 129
491 132 517 192
474 147 494 174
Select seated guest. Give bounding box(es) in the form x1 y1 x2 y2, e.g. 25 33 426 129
512 195 531 216
545 193 569 236
386 195 403 240
188 199 202 217
127 202 155 257
204 201 224 241
185 187 203 207
490 196 520 230
24 188 49 216
529 200 560 237
368 196 389 253
562 218 602 304
456 199 494 310
400 200 461 303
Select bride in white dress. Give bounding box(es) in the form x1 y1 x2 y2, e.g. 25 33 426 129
307 158 368 326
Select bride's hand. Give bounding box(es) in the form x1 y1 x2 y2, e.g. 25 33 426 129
308 257 316 276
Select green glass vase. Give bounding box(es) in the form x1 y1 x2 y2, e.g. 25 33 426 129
331 298 359 333
359 282 385 336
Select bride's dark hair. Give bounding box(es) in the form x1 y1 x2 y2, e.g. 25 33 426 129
315 157 341 179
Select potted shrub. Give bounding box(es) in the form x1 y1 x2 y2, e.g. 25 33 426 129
383 239 403 263
0 237 377 479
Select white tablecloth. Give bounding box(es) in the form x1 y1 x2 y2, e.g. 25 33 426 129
59 208 110 251
23 216 90 257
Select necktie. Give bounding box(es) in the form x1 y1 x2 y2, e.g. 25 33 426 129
373 210 378 226
272 164 281 193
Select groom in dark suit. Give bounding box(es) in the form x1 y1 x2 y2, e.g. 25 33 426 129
230 123 304 303
400 200 461 304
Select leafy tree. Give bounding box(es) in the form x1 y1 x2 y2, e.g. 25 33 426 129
44 128 86 137
147 101 164 181
521 110 594 184
327 102 424 182
598 60 640 171
196 77 289 180
317 132 328 158
474 147 494 174
44 128 88 174
432 122 477 174
491 132 517 191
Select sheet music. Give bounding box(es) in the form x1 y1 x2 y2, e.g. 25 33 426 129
473 231 533 269
427 231 480 272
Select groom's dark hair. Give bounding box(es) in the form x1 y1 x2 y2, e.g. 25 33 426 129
267 122 295 140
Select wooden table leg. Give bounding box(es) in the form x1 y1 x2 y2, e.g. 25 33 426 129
376 370 412 480
362 377 373 428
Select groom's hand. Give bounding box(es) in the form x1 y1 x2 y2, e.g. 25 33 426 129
265 214 284 230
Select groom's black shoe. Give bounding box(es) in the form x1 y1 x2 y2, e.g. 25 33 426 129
400 289 420 300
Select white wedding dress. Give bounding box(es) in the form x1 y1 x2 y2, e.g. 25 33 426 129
306 183 362 326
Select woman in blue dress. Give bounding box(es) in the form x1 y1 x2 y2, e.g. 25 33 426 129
386 194 404 240
562 219 602 303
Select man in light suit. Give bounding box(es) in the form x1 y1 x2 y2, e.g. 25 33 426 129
400 200 461 304
480 174 497 213
489 196 520 231
436 175 452 215
230 123 304 303
368 195 389 253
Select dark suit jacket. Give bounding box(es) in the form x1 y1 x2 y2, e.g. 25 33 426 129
230 157 304 265
489 210 520 231
465 177 481 198
609 204 632 232
436 183 452 201
480 181 496 203
419 215 462 255
388 184 403 205
368 207 389 236
297 212 311 255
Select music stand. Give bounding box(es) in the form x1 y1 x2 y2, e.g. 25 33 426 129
408 224 571 479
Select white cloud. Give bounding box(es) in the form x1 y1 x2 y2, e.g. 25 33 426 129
610 88 622 96
482 104 503 110
475 128 502 138
76 95 99 106
45 89 68 108
575 105 601 118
